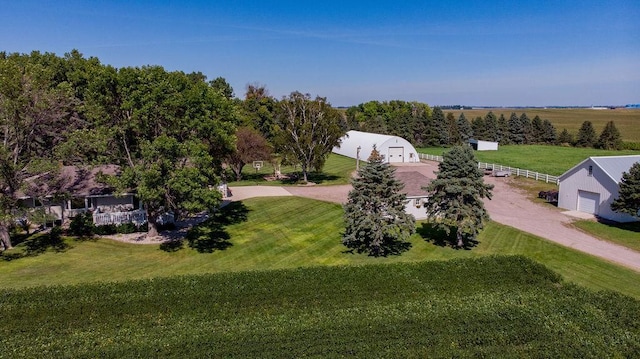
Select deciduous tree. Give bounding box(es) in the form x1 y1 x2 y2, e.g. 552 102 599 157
226 127 272 181
342 147 415 256
423 146 493 248
274 92 346 183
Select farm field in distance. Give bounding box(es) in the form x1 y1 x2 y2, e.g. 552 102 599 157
417 145 640 176
446 108 640 142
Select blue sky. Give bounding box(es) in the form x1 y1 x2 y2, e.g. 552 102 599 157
1 0 638 106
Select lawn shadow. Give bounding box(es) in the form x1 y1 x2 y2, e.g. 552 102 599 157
417 222 478 250
2 228 71 261
178 201 250 253
595 217 640 233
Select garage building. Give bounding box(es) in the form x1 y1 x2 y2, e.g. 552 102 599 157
558 155 640 222
332 130 419 163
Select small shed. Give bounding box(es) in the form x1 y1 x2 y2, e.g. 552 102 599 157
333 130 419 163
395 171 430 220
469 139 498 151
558 155 640 222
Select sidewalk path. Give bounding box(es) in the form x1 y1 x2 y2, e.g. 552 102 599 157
229 162 640 272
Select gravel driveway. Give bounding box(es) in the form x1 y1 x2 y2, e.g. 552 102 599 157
229 161 640 272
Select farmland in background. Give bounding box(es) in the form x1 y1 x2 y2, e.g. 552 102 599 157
446 108 640 142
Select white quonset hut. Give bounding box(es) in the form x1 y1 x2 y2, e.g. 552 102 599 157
558 155 640 222
333 130 419 163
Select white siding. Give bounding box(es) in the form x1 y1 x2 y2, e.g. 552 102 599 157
577 190 599 214
404 197 428 220
333 130 419 163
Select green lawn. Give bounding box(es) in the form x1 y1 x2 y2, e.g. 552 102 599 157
418 145 639 176
572 220 640 252
2 257 638 358
2 196 639 299
226 153 356 186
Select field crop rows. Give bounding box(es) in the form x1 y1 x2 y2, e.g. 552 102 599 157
1 256 638 358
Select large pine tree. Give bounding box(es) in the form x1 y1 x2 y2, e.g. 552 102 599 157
595 121 623 150
575 121 597 147
423 146 493 248
611 162 640 217
342 147 415 257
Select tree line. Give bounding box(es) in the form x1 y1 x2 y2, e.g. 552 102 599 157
0 50 345 249
345 101 624 149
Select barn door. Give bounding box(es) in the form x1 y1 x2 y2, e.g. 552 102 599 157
577 190 599 214
388 147 404 163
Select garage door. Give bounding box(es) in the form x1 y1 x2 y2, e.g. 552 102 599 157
388 147 404 163
577 190 599 214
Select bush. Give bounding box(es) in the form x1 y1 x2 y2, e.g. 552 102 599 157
622 142 640 150
93 224 117 236
68 212 95 237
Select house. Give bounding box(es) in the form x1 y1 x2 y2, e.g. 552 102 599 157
469 139 498 151
333 130 419 163
18 165 146 226
558 155 640 222
395 171 430 220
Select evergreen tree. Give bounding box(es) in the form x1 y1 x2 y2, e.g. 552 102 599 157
446 112 459 146
541 119 558 144
483 111 499 142
519 113 532 144
576 121 597 147
456 113 473 144
342 147 415 256
432 107 449 146
531 115 544 144
423 146 493 248
508 112 525 144
558 128 573 145
471 117 486 140
595 121 623 150
497 113 509 144
611 162 640 217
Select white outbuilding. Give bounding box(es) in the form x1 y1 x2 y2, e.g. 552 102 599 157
558 155 640 222
469 139 499 151
332 130 419 163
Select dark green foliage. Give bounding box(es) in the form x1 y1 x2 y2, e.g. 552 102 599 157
558 128 574 145
423 146 493 248
508 112 526 144
611 162 640 217
483 111 499 142
456 113 473 144
595 121 623 150
342 147 415 256
1 256 638 358
542 119 558 144
576 121 597 147
68 212 95 237
471 116 486 140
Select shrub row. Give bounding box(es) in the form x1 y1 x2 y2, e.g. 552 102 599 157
1 256 638 358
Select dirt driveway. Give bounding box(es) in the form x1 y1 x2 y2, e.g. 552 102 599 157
229 161 640 272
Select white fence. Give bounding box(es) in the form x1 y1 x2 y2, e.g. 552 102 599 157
93 209 147 226
419 153 560 185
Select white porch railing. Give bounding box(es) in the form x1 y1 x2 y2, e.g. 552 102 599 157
93 209 147 226
419 153 560 185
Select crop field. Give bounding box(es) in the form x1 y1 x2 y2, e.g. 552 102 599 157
2 197 639 299
1 256 638 358
446 108 640 142
418 145 640 176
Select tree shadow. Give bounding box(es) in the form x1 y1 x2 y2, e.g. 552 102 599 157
417 222 478 250
176 201 250 253
1 228 70 261
595 217 640 233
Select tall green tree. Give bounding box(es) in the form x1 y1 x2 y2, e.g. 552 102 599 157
576 121 597 147
456 113 473 144
423 146 493 248
471 116 486 140
342 147 415 256
595 121 623 150
531 115 545 144
483 111 499 142
541 119 558 145
558 128 573 145
611 162 640 217
274 92 346 183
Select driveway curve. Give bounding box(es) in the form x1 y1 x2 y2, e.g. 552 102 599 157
229 161 640 272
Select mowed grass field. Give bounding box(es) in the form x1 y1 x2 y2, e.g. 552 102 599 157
418 145 640 176
2 197 639 299
227 153 356 186
447 108 640 142
2 257 638 358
